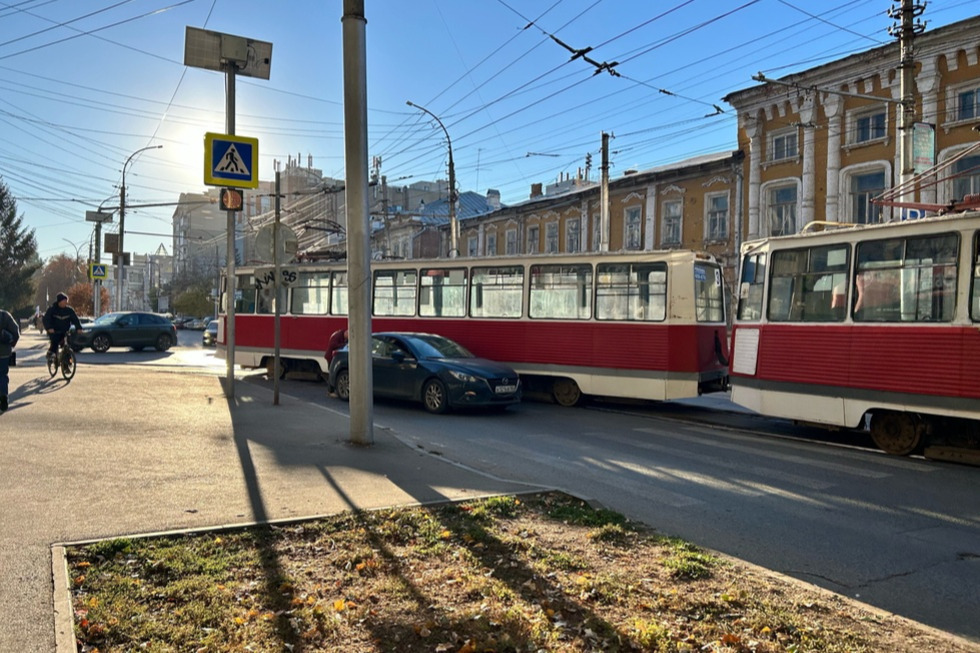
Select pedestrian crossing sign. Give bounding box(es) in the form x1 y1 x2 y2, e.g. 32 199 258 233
89 263 107 280
204 132 259 188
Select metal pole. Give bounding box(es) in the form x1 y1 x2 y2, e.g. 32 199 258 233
343 0 374 445
273 170 281 406
116 145 162 311
406 101 457 257
93 224 101 317
224 65 238 398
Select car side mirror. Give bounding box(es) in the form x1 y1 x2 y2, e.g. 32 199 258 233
391 350 406 363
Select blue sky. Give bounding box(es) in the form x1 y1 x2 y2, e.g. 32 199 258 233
2 0 978 262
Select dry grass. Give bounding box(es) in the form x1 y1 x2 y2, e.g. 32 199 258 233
66 492 977 652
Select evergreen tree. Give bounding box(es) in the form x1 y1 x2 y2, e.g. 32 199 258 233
0 178 40 315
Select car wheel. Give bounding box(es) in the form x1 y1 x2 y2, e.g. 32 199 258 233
335 369 351 401
91 333 111 353
422 378 449 414
155 334 173 352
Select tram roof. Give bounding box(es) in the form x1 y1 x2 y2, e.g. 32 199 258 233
741 210 980 252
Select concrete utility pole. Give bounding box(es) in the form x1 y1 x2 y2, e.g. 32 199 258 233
407 100 457 257
599 132 610 251
889 0 926 209
343 0 374 445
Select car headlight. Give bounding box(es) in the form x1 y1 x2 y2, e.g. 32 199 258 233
448 370 479 383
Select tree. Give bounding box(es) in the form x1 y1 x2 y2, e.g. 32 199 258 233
67 282 110 317
35 254 87 309
0 178 41 316
173 287 213 317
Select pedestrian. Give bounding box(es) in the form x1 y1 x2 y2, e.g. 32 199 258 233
324 325 349 364
323 325 349 395
42 293 83 359
0 307 19 413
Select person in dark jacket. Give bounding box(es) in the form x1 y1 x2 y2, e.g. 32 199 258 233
0 308 19 412
42 293 83 358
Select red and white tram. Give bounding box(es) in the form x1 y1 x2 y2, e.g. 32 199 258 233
216 250 730 405
729 211 980 457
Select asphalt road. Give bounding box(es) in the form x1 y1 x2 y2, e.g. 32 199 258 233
268 370 980 644
7 328 979 645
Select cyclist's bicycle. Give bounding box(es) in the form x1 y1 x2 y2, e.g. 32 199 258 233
47 328 78 381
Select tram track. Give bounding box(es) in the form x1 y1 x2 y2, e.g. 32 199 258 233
577 394 980 467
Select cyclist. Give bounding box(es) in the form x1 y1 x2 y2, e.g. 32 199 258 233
43 293 83 361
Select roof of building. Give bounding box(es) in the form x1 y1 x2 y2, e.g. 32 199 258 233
417 191 501 226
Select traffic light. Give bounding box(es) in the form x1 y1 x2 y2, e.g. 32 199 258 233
220 188 243 211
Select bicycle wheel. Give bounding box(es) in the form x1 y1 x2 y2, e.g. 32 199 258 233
46 350 58 377
61 348 77 381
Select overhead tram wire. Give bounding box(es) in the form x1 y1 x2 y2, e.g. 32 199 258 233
0 0 137 48
0 0 196 61
375 0 575 162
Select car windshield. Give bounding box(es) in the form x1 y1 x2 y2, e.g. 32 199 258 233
405 334 473 359
94 313 121 326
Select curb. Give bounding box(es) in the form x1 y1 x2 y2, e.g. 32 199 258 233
51 546 75 653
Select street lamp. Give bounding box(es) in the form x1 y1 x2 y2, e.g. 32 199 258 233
117 144 163 311
406 101 458 258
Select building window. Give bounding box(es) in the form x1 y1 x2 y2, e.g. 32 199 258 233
957 86 980 121
767 184 797 236
953 154 980 201
661 200 682 246
566 218 581 253
505 228 518 255
545 222 559 253
769 128 798 162
592 214 601 250
850 170 885 224
853 108 886 144
527 226 539 254
705 192 728 242
624 206 642 250
486 232 497 256
467 236 478 257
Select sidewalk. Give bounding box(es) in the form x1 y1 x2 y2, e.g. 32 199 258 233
0 331 539 652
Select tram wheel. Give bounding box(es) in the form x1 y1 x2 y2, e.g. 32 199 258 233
869 411 925 456
266 358 288 380
552 378 582 407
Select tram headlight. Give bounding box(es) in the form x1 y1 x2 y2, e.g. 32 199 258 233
448 370 479 383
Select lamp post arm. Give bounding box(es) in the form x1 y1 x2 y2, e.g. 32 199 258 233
406 100 458 257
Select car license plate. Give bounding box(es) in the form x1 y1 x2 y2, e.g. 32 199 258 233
495 384 517 394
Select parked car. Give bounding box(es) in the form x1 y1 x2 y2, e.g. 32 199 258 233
327 332 521 414
203 321 219 346
72 311 177 352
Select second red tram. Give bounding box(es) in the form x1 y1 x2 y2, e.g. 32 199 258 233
216 250 730 405
730 211 980 457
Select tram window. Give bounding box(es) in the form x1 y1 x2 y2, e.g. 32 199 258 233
768 245 849 322
529 264 592 319
595 262 667 321
854 233 958 322
374 269 418 317
737 253 766 321
330 271 349 316
420 268 466 317
694 264 725 322
290 271 330 315
471 266 524 318
235 275 257 314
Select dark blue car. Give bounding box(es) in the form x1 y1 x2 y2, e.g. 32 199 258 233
328 332 521 413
